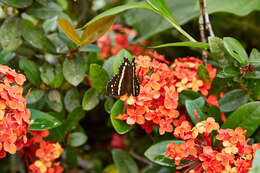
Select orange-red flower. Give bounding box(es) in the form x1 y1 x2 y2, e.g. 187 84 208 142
165 117 260 173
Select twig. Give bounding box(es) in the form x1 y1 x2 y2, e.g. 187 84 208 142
199 0 208 61
202 0 215 37
130 149 152 165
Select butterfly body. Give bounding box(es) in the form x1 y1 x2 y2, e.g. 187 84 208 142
106 58 140 97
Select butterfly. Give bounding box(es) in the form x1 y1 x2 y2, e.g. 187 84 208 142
106 57 140 97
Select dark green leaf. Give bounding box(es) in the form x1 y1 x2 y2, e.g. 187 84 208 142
222 65 240 77
222 102 260 137
22 24 56 53
48 125 66 142
142 165 175 173
46 90 63 112
27 89 45 105
89 64 109 94
113 49 133 75
104 98 114 114
249 48 260 66
19 59 41 86
0 17 23 52
112 149 139 173
219 89 248 112
66 146 78 168
197 64 210 82
0 51 15 65
151 42 209 49
86 52 103 74
64 88 81 112
65 107 85 131
79 44 101 52
0 0 32 8
40 63 55 85
68 132 88 147
145 140 182 167
82 88 100 111
63 55 86 86
110 100 131 134
178 89 201 105
53 65 64 88
244 71 260 79
29 109 62 130
223 37 248 65
185 99 205 124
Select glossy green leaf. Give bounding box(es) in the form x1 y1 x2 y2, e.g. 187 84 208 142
86 52 104 74
222 102 260 137
27 89 45 105
68 132 88 147
113 49 133 75
145 140 182 167
22 24 56 53
248 48 260 66
53 65 64 88
104 98 114 114
222 65 240 77
82 2 151 28
178 89 201 105
0 17 23 52
0 51 15 65
79 44 101 52
185 99 205 124
63 55 86 86
197 64 210 82
110 100 131 134
151 42 209 49
26 2 63 20
223 37 248 65
80 15 115 46
250 150 260 173
0 0 32 8
46 90 63 112
29 109 62 130
219 89 248 112
82 88 100 111
19 59 41 86
89 64 109 94
40 63 55 86
112 149 139 173
58 18 81 46
64 88 81 112
65 107 85 131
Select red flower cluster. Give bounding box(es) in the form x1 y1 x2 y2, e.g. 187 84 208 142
165 118 260 173
0 65 30 158
97 24 148 59
116 56 216 134
19 130 64 173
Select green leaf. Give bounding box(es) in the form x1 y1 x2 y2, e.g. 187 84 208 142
46 90 63 112
110 100 131 134
142 165 175 173
79 44 101 52
145 140 182 167
179 89 201 105
222 65 240 77
113 49 133 75
65 146 78 168
0 17 23 52
29 109 62 130
65 107 85 131
250 150 260 173
244 71 260 79
19 59 41 86
82 2 151 28
27 89 45 105
208 37 233 68
0 51 15 65
82 88 100 111
197 64 210 82
104 98 114 114
222 102 260 137
248 48 260 66
26 2 63 20
151 42 209 49
223 37 248 65
80 15 115 46
68 132 88 147
64 88 81 112
219 89 248 112
53 65 64 88
185 99 205 124
63 55 86 86
0 0 32 8
112 149 139 173
40 63 55 86
89 64 109 94
22 24 56 53
86 52 103 74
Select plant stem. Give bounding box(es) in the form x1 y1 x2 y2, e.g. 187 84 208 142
130 149 152 165
203 0 214 37
199 0 208 61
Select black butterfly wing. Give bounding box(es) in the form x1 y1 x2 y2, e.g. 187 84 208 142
130 60 140 97
106 58 131 96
